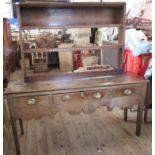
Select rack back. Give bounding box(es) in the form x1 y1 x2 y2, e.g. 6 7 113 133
16 2 126 82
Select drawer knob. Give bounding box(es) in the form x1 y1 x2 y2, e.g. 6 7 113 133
27 98 36 105
62 95 70 101
93 92 102 99
123 89 133 96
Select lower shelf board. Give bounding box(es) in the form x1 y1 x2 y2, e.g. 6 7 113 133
17 108 152 155
25 69 123 82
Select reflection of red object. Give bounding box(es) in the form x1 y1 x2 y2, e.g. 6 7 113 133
73 51 82 69
123 49 152 76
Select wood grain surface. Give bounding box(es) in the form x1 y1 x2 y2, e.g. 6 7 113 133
17 108 152 155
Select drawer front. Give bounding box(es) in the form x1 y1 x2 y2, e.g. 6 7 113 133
110 85 143 108
53 89 110 114
53 92 82 105
112 85 142 97
53 92 83 114
81 89 110 113
12 94 52 120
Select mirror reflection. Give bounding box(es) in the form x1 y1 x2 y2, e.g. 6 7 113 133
22 27 119 74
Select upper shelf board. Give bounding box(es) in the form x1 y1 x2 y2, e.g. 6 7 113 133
16 2 126 29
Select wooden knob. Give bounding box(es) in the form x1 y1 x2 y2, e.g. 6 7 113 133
93 92 102 99
27 98 36 105
62 95 70 101
123 89 133 96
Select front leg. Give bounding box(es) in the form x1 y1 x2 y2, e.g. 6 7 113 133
136 83 148 136
8 96 21 155
124 108 128 121
11 118 21 155
19 118 24 135
136 105 143 136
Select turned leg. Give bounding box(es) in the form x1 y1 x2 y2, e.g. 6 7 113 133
19 118 24 135
124 108 128 121
136 105 143 136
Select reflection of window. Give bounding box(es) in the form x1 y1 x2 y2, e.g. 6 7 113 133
12 0 22 18
1 0 13 18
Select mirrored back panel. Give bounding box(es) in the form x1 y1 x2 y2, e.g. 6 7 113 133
22 27 122 76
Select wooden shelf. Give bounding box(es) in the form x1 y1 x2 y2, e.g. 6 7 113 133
25 69 124 82
24 43 124 53
18 2 125 29
17 2 126 80
17 2 126 8
22 24 123 30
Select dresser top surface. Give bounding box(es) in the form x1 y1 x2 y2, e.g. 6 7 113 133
4 70 148 95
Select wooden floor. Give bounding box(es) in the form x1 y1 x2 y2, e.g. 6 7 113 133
18 108 152 155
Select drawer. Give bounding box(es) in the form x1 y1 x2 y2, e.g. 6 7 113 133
110 85 143 108
53 92 83 114
81 89 111 113
12 94 52 120
53 89 110 114
111 85 142 97
53 92 82 105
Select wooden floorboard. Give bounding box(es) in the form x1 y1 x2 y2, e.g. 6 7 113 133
19 108 152 155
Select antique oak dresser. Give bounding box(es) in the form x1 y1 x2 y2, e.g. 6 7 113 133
5 2 149 155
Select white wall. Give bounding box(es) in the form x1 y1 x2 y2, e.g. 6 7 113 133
70 0 147 18
0 0 13 18
125 0 146 17
0 0 147 19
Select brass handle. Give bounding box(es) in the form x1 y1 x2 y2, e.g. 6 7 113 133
123 89 133 96
93 92 102 99
80 92 84 98
27 98 36 105
62 95 70 101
